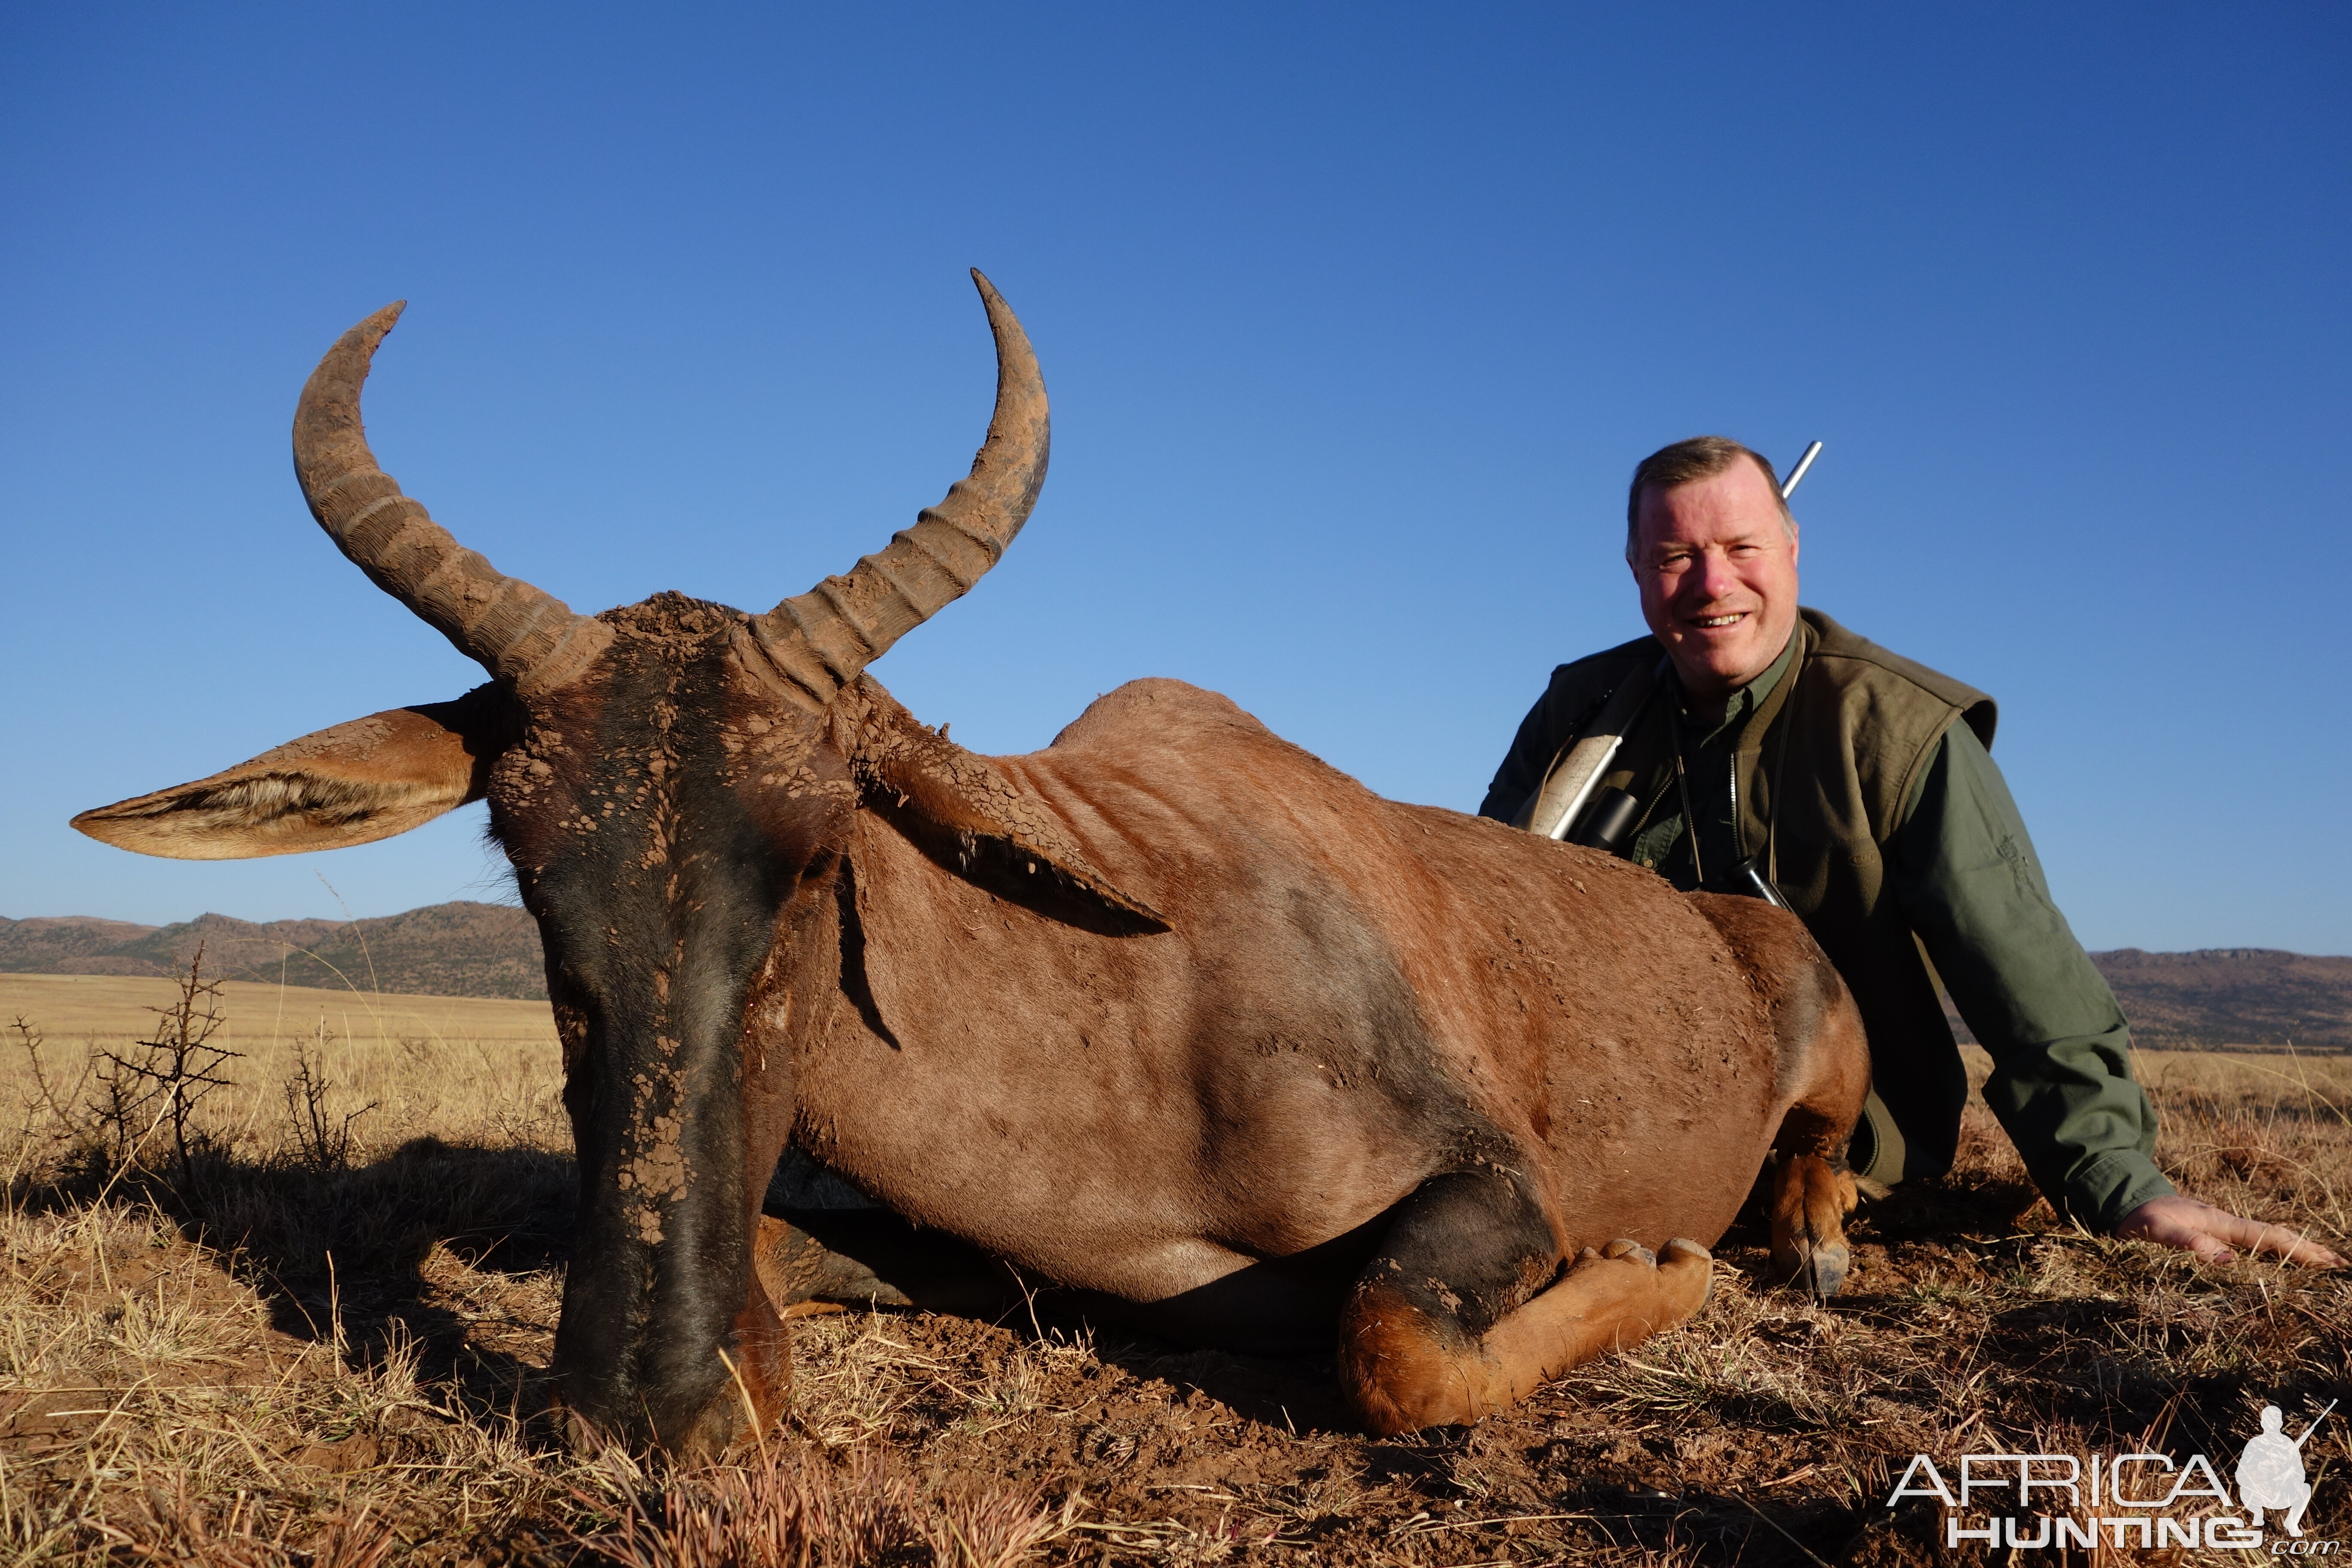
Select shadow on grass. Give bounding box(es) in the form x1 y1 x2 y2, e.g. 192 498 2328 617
771 1204 1370 1436
12 1137 576 1428
1534 1483 1888 1568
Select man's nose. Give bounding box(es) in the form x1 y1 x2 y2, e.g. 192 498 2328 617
1687 548 1741 602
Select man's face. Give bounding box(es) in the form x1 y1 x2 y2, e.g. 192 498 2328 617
1629 459 1801 703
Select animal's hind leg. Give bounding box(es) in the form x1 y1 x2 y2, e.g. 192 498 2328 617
1770 1147 1857 1299
1337 1169 1712 1436
1765 968 1868 1299
1683 894 1868 1302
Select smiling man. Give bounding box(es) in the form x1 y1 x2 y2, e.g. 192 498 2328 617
1479 435 2338 1266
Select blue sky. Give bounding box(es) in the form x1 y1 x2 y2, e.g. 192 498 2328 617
3 5 2346 953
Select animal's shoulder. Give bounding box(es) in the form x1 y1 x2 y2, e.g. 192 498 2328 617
1046 678 1278 751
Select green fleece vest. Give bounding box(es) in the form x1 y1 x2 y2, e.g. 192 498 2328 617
1540 609 1997 1164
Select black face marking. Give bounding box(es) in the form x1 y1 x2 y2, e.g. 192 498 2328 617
1196 878 1502 1162
1354 1167 1559 1344
1252 879 1556 1342
832 855 898 1050
864 794 1165 939
485 592 840 1445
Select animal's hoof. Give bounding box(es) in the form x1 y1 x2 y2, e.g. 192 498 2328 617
1771 1239 1850 1300
1806 1244 1849 1299
1661 1237 1713 1306
1602 1238 1657 1267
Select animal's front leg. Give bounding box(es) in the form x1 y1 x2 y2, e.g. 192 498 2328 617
712 1068 806 1448
1336 1170 1711 1435
751 1214 915 1312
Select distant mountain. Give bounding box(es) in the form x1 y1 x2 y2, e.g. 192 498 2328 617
1936 948 2352 1052
0 902 546 1001
2086 948 2352 1051
4 904 2347 1044
0 915 161 973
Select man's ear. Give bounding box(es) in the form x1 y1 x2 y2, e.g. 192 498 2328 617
849 689 1168 932
72 685 511 861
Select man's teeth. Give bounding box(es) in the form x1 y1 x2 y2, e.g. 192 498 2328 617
1695 614 1745 628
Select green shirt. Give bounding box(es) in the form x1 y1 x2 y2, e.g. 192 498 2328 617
1891 723 2169 1228
1626 634 1800 886
1490 633 2171 1230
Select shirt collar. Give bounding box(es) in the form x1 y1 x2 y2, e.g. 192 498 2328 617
1678 628 1798 744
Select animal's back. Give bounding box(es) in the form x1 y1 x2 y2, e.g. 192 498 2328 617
1007 680 1785 1249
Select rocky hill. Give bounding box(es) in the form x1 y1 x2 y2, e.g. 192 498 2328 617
1947 949 2349 1052
4 903 2347 1045
0 903 546 1000
2071 947 2352 1050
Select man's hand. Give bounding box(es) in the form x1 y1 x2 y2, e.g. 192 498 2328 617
2115 1194 2344 1267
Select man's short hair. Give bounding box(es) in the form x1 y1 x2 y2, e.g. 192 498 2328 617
1624 436 1794 561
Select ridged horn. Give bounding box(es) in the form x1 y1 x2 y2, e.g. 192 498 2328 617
294 303 610 691
750 269 1048 708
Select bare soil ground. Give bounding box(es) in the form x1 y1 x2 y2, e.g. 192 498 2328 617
3 972 2347 1565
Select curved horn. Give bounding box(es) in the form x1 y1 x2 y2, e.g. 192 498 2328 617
294 303 609 691
750 270 1048 708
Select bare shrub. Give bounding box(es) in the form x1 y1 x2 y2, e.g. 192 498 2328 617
280 1022 378 1175
8 1014 98 1160
92 946 242 1190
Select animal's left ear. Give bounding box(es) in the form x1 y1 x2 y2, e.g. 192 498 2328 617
72 685 511 861
849 690 1169 932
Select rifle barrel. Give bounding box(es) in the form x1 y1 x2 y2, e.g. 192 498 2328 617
1780 440 1823 500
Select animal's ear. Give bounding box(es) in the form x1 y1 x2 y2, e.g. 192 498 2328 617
849 690 1169 932
72 685 511 861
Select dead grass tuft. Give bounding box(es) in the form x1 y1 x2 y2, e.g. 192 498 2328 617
573 1443 1076 1568
95 1476 402 1568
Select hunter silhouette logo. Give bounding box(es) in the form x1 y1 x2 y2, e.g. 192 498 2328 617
1886 1399 2338 1550
2238 1400 2334 1538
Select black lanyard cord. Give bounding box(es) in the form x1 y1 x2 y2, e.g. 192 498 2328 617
1668 637 1802 895
1764 677 1793 888
1666 699 1705 887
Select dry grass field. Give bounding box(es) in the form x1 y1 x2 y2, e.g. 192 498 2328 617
0 972 559 1052
2 966 2347 1565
